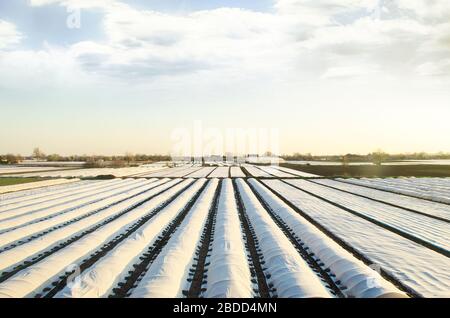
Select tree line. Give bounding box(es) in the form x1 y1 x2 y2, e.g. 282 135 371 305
2 147 450 166
281 151 450 165
0 148 171 166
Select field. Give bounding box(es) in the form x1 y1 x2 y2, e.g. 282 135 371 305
0 164 448 298
281 163 450 178
0 166 171 179
0 178 49 187
0 166 72 176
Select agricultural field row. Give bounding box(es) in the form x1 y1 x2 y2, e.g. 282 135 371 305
0 174 448 298
0 166 72 175
0 166 169 179
0 165 319 180
0 179 81 195
342 177 450 204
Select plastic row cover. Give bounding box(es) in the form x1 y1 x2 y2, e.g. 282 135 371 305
0 178 132 218
343 178 450 204
286 179 450 253
130 179 218 298
0 167 165 179
186 167 215 178
208 167 229 178
0 179 193 298
0 179 170 266
56 179 208 298
274 166 319 178
144 166 197 178
0 179 145 229
257 166 293 178
204 179 253 298
236 179 332 298
0 179 107 211
242 165 271 178
230 167 246 178
249 179 406 298
0 178 82 195
314 179 450 221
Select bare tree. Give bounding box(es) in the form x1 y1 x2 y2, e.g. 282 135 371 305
124 152 135 165
371 149 387 166
33 147 45 160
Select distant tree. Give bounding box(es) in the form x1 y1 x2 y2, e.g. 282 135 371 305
47 154 62 162
124 152 135 165
5 154 21 164
85 158 105 168
371 149 388 166
33 147 45 160
135 154 148 162
111 160 126 168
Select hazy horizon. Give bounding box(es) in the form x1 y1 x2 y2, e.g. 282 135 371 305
3 148 450 158
1 1 450 156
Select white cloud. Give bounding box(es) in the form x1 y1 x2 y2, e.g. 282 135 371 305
0 44 91 90
321 64 380 79
1 0 449 155
275 0 374 16
416 59 450 77
275 0 380 25
28 0 117 9
63 6 296 80
0 0 448 85
396 0 450 23
0 20 22 49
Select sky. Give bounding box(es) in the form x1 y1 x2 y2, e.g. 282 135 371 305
1 0 450 156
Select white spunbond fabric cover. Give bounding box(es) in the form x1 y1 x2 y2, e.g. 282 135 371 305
186 167 215 178
0 180 136 248
0 178 81 194
262 179 450 297
0 180 108 211
0 178 132 219
257 166 293 178
0 167 168 179
249 179 405 298
144 166 197 178
208 167 229 178
242 165 271 178
0 179 193 298
236 179 332 298
169 167 204 178
0 179 145 230
204 179 254 298
130 179 219 298
0 179 168 259
342 178 450 204
286 179 450 252
230 167 246 178
56 178 208 298
274 166 319 178
314 179 450 221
